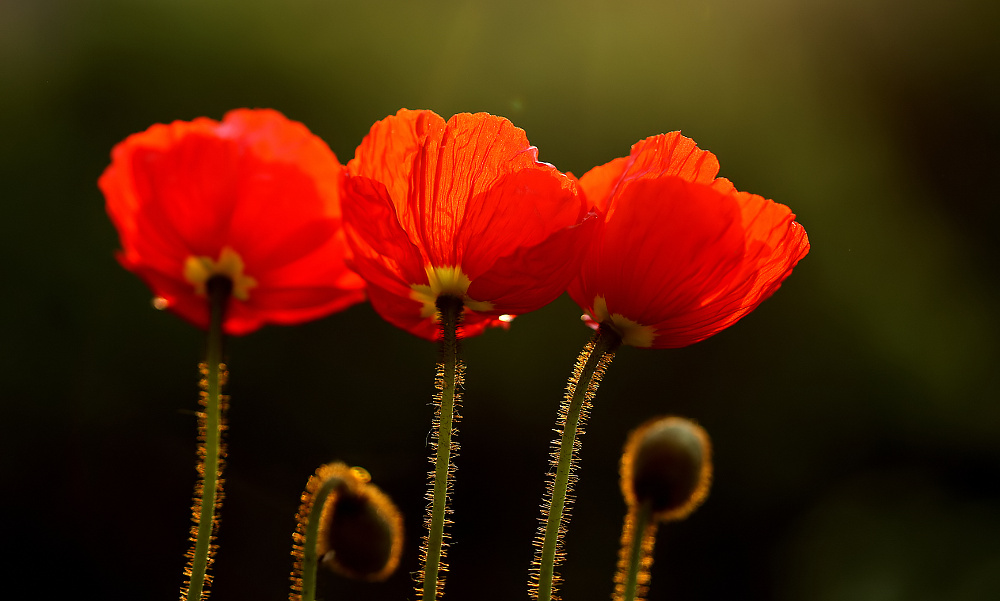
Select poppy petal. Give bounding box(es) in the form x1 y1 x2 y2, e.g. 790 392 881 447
458 168 585 280
342 175 428 286
101 109 365 335
343 109 593 339
569 170 808 348
580 132 720 214
469 211 598 314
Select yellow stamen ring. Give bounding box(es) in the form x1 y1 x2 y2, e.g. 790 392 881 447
184 246 258 301
410 266 494 319
592 296 656 348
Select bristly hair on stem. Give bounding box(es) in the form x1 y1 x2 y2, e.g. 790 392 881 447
613 502 656 601
530 325 621 601
181 276 232 601
418 295 465 601
290 465 349 601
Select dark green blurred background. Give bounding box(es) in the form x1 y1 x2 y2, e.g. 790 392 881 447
2 1 998 599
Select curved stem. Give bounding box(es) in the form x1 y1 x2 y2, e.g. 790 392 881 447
533 325 621 601
421 296 464 600
184 276 231 601
299 476 345 601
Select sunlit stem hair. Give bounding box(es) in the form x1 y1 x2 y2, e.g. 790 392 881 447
290 463 404 601
418 295 465 600
613 416 713 601
181 276 232 601
530 325 621 601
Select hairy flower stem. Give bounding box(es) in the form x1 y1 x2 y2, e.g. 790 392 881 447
421 295 464 601
183 276 231 601
297 475 345 601
616 500 655 601
533 325 621 601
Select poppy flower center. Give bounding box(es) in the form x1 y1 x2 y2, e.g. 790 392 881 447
184 246 258 301
591 296 657 348
409 266 494 319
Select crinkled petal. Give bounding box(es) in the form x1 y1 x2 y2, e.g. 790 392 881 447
458 168 585 279
343 108 592 339
349 109 549 265
570 176 808 348
571 132 808 349
341 175 428 286
469 211 598 314
571 178 744 325
580 132 720 214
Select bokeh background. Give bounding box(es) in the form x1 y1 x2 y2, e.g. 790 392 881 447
2 0 998 599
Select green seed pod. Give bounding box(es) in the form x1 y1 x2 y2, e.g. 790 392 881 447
620 416 712 522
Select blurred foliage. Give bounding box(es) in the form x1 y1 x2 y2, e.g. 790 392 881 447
1 1 998 600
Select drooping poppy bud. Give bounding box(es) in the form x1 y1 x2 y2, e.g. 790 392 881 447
315 466 403 581
620 416 712 522
612 417 713 601
291 463 404 600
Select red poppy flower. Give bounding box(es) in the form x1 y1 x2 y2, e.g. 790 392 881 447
568 133 809 349
341 109 597 340
100 108 366 335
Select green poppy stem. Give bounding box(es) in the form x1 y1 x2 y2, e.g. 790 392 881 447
619 500 654 601
421 295 464 600
533 325 621 601
184 276 231 601
298 475 345 601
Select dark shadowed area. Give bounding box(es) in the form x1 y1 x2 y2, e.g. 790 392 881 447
2 1 998 600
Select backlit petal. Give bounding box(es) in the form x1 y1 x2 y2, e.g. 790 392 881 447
469 211 598 314
580 132 720 214
100 109 365 335
570 134 808 349
342 109 592 340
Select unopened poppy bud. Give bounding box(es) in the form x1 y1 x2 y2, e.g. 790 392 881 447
291 463 404 600
313 465 403 581
620 416 712 522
